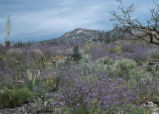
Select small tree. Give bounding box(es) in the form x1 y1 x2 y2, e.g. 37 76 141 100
5 16 10 47
71 46 82 62
110 0 159 46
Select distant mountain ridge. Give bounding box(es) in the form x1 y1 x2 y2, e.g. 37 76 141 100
41 28 124 45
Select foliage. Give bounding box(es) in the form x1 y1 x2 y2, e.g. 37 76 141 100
0 38 159 113
119 104 152 114
111 0 159 46
13 41 23 48
129 69 151 84
108 45 121 54
112 58 136 80
149 50 159 60
121 44 134 53
96 56 114 65
71 46 82 62
59 75 139 114
0 87 33 108
83 42 116 60
5 41 10 48
104 37 118 44
121 44 149 64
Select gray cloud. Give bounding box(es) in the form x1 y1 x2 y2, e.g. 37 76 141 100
0 0 155 42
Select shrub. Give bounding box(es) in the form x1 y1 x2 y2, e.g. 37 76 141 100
0 87 33 108
132 52 148 64
112 58 136 80
95 57 114 76
7 48 23 56
122 44 149 64
96 56 114 65
104 37 118 44
31 48 44 57
71 46 82 62
113 59 136 72
130 69 151 83
5 41 10 47
83 43 116 60
138 79 159 103
13 41 23 48
149 49 159 60
108 45 121 54
119 104 152 114
121 44 134 53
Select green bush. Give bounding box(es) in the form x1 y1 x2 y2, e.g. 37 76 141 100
108 45 121 54
104 37 118 44
112 58 136 80
130 69 151 83
119 104 152 114
0 87 33 108
96 56 114 65
71 46 82 62
57 104 152 114
95 57 114 76
149 50 159 60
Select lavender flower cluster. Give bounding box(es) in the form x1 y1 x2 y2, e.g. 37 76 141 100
85 43 117 61
121 44 149 63
59 74 139 113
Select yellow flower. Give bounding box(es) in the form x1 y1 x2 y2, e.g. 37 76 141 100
46 74 55 85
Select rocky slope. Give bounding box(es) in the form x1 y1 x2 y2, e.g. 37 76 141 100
41 28 124 46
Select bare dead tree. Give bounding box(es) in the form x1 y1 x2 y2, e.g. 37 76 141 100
110 0 159 45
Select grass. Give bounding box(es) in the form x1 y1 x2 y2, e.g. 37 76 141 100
0 87 33 108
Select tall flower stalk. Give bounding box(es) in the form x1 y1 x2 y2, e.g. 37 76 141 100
6 16 10 47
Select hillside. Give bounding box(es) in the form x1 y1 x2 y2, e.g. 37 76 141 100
1 28 159 113
41 28 124 46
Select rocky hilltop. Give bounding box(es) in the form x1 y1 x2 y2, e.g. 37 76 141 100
42 28 123 46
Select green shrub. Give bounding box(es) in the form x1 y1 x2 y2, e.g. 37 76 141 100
95 57 114 76
112 58 136 80
58 104 152 114
130 69 151 83
104 37 118 44
0 87 33 108
108 45 121 54
127 69 152 94
149 50 159 60
96 56 114 65
5 41 10 48
113 58 136 70
71 46 82 62
121 44 134 53
119 104 152 114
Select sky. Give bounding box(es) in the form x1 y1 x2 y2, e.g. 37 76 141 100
0 0 157 42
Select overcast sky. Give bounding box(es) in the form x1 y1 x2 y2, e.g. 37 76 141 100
0 0 156 42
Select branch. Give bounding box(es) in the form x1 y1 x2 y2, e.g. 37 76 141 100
110 0 159 46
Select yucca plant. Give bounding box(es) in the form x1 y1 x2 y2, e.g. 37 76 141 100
5 16 10 47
